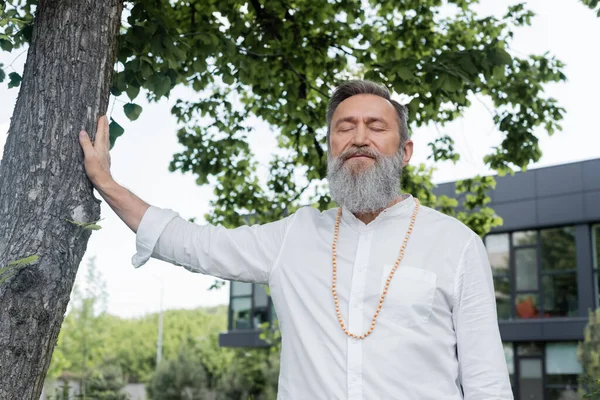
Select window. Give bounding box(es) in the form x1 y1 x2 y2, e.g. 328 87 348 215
485 226 578 320
545 342 582 400
504 342 582 400
231 281 252 329
230 282 272 330
503 342 515 388
487 234 511 319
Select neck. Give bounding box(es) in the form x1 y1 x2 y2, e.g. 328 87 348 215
352 195 405 224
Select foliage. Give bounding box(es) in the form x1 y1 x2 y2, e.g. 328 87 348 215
87 365 130 400
1 0 577 238
582 0 600 16
146 349 215 400
47 258 229 385
146 333 278 400
45 380 71 400
216 348 279 400
579 309 600 398
46 257 110 395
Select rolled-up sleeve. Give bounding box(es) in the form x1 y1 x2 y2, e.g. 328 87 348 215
131 205 293 285
453 234 514 399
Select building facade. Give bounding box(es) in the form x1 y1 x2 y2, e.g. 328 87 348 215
219 158 600 400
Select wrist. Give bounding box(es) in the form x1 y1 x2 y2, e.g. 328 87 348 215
94 175 117 193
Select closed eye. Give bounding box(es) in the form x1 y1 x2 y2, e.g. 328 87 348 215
338 125 355 132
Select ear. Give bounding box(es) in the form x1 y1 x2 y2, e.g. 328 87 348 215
401 139 413 167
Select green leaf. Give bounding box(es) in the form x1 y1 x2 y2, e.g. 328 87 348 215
8 255 40 267
109 118 124 149
140 60 154 80
153 75 171 98
0 39 13 52
1 254 40 278
222 73 235 85
0 272 17 285
126 85 140 101
8 72 21 88
0 67 5 83
488 48 512 66
123 103 143 121
396 66 413 80
441 75 462 92
83 224 102 231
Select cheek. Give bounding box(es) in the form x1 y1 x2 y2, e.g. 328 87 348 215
329 136 349 157
374 136 400 157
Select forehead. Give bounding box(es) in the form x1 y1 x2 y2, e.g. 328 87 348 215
331 94 398 123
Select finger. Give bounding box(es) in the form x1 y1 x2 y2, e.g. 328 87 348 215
78 130 94 155
96 115 109 150
102 115 110 148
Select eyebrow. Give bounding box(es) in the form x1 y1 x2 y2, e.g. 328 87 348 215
334 116 389 127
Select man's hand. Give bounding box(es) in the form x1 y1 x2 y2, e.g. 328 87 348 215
79 115 112 188
78 115 149 233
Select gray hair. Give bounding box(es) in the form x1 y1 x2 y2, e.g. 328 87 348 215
325 80 410 147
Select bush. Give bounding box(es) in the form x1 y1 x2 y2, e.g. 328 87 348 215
578 309 600 398
87 365 129 400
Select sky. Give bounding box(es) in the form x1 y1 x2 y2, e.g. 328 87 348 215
0 0 599 318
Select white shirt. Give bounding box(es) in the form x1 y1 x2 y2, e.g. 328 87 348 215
132 195 513 400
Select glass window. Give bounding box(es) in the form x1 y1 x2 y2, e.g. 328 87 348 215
515 248 538 291
540 227 576 272
503 343 515 387
545 342 582 383
519 359 544 399
503 343 514 375
486 233 512 320
517 342 544 356
486 233 510 274
231 297 252 329
546 342 582 400
515 294 540 319
494 275 511 320
513 230 537 246
252 285 270 328
231 281 252 296
547 387 578 400
542 274 578 317
254 285 269 308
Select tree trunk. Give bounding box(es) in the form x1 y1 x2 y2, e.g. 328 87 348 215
0 1 122 398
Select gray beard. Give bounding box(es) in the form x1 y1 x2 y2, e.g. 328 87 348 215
327 147 404 214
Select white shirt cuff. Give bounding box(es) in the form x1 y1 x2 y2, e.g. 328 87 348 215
131 206 179 268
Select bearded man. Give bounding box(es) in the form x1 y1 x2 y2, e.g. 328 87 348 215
79 80 513 399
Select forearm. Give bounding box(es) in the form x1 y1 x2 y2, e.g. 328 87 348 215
95 178 150 233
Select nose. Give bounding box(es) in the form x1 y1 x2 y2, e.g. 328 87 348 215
352 123 369 147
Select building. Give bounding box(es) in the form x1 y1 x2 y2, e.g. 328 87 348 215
219 158 600 400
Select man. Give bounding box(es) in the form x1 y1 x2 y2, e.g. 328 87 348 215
79 80 513 399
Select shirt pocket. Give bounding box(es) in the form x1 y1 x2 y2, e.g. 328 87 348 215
379 265 437 328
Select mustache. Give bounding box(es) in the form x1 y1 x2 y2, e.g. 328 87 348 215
339 147 381 161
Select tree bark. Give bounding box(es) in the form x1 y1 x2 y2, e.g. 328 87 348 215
0 0 123 398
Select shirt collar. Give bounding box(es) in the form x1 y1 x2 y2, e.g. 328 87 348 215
340 194 415 230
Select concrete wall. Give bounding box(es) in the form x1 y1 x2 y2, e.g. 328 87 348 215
40 379 146 400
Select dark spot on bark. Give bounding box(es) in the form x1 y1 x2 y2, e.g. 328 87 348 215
9 305 29 326
33 308 50 325
12 268 41 293
12 345 24 357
